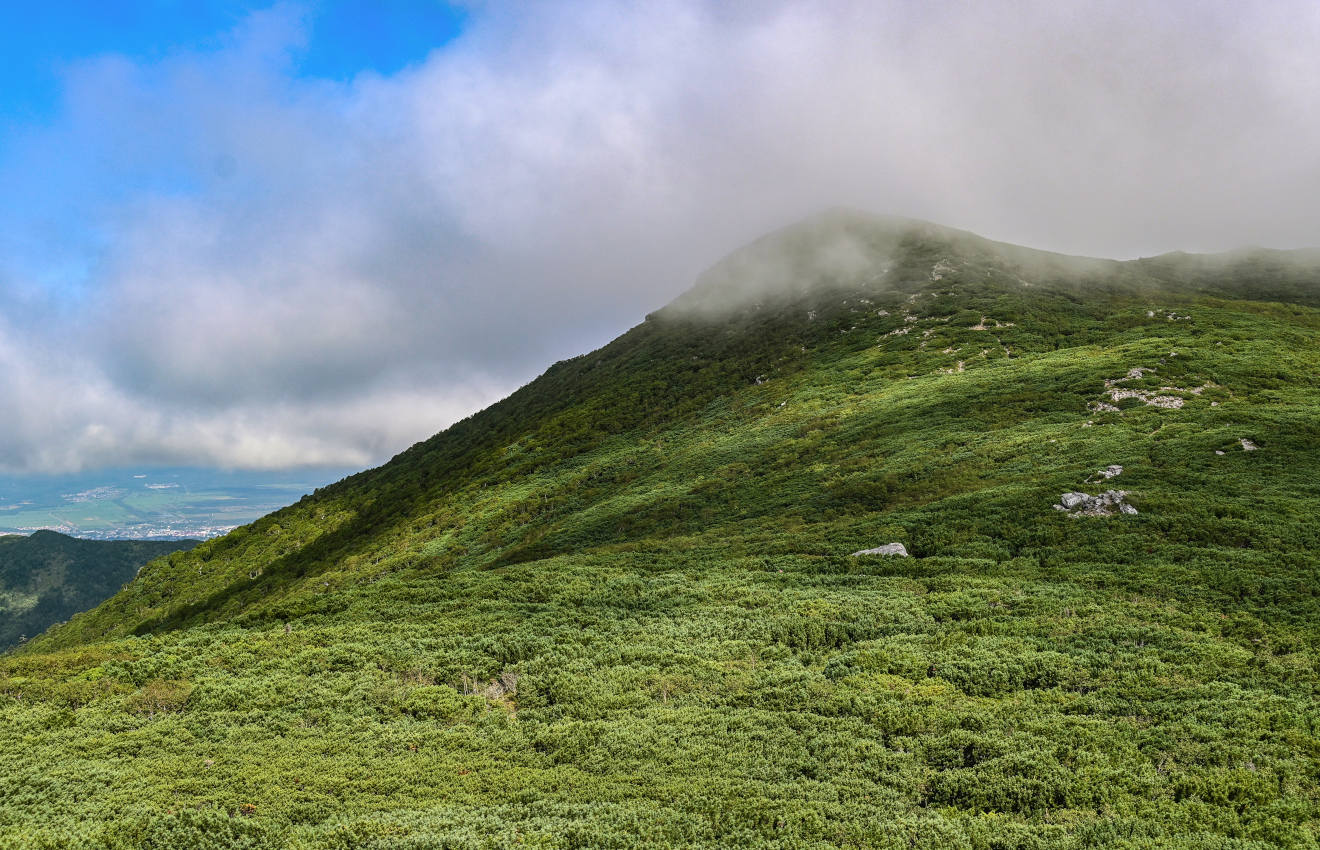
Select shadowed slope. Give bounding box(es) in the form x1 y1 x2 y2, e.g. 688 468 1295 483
0 531 194 650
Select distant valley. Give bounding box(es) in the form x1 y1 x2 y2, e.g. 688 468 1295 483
0 466 356 540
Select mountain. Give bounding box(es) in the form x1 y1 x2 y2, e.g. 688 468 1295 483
0 530 196 650
4 209 1319 848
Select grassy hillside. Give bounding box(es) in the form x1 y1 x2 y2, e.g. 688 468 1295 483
3 211 1319 848
0 531 194 651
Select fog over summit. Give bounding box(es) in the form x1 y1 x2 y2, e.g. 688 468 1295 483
1 0 1318 473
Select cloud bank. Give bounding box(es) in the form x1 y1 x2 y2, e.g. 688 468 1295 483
2 0 1318 473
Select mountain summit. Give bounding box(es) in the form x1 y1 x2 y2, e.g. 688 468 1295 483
667 207 1320 318
5 212 1320 848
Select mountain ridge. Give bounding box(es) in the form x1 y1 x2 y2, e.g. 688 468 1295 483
27 209 1320 648
4 210 1319 848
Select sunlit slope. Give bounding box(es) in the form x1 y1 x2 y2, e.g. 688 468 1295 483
34 212 1320 647
5 211 1320 848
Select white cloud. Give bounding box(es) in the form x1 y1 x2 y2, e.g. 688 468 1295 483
1 0 1318 473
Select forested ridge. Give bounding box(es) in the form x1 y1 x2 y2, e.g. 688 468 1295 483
0 531 193 651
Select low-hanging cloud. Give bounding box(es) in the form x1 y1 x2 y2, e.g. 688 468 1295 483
1 0 1318 473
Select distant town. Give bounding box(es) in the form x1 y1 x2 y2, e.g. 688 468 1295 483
0 466 354 541
9 521 236 541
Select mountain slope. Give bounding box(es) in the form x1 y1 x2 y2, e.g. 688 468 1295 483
0 531 195 650
4 210 1319 848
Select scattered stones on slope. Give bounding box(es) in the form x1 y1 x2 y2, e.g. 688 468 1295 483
929 260 957 281
1090 366 1218 413
1054 490 1138 517
1085 465 1123 483
851 543 909 557
1145 309 1191 321
970 316 1015 331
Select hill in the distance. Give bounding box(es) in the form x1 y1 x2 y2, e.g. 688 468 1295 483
4 210 1319 848
0 530 196 650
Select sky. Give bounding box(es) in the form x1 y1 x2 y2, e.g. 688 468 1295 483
1 0 1318 475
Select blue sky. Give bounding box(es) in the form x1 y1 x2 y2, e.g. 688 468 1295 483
0 1 465 122
1 1 465 300
0 0 1317 477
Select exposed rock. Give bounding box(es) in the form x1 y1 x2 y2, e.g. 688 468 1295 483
1215 450 1225 455
1054 490 1137 517
970 316 1015 331
1095 366 1203 411
1086 465 1123 483
1241 439 1259 451
930 260 957 281
851 542 909 557
1108 389 1184 408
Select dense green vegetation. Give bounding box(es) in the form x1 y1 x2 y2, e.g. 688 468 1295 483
0 531 193 651
3 212 1318 848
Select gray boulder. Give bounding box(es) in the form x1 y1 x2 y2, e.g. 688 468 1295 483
1054 489 1137 517
851 542 909 557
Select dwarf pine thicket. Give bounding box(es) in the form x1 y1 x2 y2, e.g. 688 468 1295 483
2 212 1319 848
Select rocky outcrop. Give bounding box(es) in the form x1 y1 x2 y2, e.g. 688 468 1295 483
851 542 909 557
1090 366 1217 413
1054 490 1137 517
